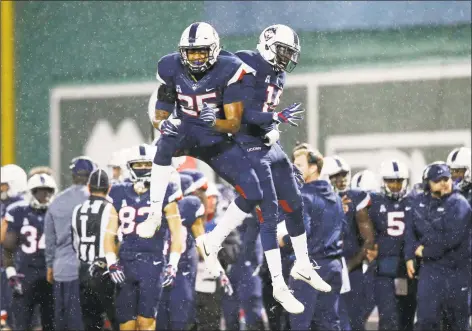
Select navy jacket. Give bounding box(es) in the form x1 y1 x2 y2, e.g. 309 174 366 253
404 188 471 270
301 180 345 260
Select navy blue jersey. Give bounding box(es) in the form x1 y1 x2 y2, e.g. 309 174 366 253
1 196 23 218
460 183 472 207
369 193 411 259
109 181 182 257
301 180 345 259
156 51 255 146
5 202 47 272
235 50 286 143
176 195 204 272
340 189 371 260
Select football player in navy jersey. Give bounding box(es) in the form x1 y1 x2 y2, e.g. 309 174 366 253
140 21 262 246
2 173 56 331
212 24 329 312
140 22 274 293
157 173 205 331
0 165 27 328
104 144 183 331
369 160 416 331
322 156 375 331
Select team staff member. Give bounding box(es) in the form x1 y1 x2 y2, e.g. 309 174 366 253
405 162 471 331
45 156 96 330
281 148 345 330
72 169 119 331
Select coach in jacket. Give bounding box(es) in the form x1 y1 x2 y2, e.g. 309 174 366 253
404 162 471 331
281 148 345 331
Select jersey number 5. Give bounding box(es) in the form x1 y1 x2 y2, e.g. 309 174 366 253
21 225 45 254
387 211 405 237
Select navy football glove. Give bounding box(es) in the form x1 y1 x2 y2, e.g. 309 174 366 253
162 264 177 287
158 118 181 137
199 103 216 127
274 103 305 127
219 271 234 296
108 263 125 284
8 274 25 296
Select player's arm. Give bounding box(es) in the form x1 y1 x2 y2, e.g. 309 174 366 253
0 218 8 243
164 201 183 261
2 229 18 269
191 217 205 258
104 206 120 260
348 207 375 271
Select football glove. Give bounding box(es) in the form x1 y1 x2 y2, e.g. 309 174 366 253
274 103 304 127
219 271 233 296
158 118 181 137
88 257 108 278
199 103 216 127
108 263 126 285
162 264 177 287
8 274 25 296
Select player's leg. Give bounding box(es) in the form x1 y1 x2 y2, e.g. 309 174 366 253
137 255 164 331
415 265 442 330
288 275 318 330
195 142 262 271
271 146 331 292
374 276 400 330
11 275 35 330
239 263 264 331
169 272 196 330
79 279 103 331
115 258 139 331
446 269 470 331
222 267 241 331
341 269 368 331
155 287 171 330
397 278 417 331
139 133 185 237
38 279 55 331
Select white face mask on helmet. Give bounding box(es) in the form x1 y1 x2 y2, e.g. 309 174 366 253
446 146 471 189
179 22 221 74
256 24 301 73
1 164 28 200
27 174 57 209
379 160 409 200
126 144 155 184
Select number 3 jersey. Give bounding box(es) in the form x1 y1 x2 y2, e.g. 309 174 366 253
5 201 47 273
156 50 255 146
109 181 182 259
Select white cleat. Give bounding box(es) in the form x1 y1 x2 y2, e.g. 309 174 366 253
136 211 162 238
195 234 221 278
290 261 332 292
273 283 304 314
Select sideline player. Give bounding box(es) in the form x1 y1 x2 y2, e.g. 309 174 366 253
3 174 56 331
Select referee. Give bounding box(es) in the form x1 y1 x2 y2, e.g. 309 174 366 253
71 169 118 331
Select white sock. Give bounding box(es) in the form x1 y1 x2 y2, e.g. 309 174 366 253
150 163 173 212
264 248 285 287
291 232 311 266
209 200 247 245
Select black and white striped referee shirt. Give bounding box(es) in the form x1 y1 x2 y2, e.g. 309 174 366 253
71 196 112 264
